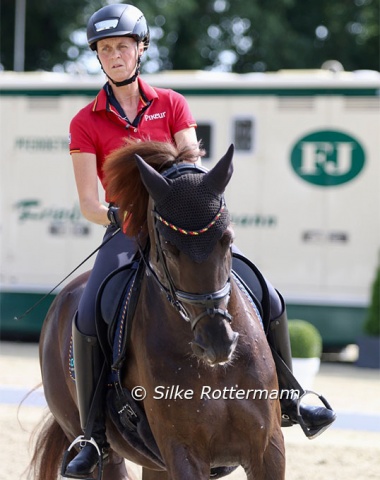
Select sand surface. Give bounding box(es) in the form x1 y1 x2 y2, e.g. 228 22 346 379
0 341 379 480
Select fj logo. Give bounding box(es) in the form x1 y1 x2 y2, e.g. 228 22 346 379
290 130 365 187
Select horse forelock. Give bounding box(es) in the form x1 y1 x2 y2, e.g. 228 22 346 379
103 140 204 237
103 141 175 236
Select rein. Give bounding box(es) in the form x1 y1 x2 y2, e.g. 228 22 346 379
14 226 121 321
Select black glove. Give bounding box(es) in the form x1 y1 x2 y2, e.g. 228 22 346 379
107 205 121 228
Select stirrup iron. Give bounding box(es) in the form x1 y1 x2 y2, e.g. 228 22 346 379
295 390 334 440
61 435 104 480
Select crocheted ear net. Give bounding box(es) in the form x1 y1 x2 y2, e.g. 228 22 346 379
154 173 230 263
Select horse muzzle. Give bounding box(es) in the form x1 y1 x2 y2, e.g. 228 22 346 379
191 330 239 366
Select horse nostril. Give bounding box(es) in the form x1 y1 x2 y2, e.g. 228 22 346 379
191 341 206 357
192 341 218 364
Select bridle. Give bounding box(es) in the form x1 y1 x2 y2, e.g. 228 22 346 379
140 163 233 331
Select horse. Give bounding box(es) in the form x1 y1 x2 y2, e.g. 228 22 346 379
30 141 285 480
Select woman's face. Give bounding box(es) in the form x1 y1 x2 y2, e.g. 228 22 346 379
97 36 144 82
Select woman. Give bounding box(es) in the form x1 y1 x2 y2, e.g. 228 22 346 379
65 4 335 478
66 4 199 477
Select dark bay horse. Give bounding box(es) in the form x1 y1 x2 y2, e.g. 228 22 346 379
30 141 285 479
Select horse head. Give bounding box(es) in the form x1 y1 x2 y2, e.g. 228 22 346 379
135 144 239 366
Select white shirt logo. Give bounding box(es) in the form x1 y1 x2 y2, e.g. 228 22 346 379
144 112 166 121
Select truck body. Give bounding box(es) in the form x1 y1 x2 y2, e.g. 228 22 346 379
1 70 379 346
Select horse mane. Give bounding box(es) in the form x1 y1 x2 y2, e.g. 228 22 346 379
103 140 204 237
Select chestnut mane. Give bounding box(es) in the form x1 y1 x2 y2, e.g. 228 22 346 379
103 140 204 237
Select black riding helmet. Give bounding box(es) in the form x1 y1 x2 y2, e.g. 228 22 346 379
87 4 150 51
87 4 150 87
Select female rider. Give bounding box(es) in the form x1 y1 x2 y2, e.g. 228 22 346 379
65 4 335 478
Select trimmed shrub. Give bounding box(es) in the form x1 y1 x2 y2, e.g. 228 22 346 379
363 266 380 337
288 319 322 358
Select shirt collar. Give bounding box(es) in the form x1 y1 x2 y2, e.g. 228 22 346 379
92 77 158 112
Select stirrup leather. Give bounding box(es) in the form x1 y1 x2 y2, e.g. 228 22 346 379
61 435 104 480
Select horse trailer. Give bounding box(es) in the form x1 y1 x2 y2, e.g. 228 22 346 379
0 69 379 347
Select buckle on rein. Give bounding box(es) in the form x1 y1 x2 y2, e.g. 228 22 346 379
60 435 104 480
293 390 334 440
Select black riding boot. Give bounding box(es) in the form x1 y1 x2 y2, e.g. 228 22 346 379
268 300 336 439
64 318 109 479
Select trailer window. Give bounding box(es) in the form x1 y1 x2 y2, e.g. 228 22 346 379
197 123 212 159
233 118 254 152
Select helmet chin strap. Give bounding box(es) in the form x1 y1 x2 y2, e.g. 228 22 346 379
107 57 141 87
99 56 141 87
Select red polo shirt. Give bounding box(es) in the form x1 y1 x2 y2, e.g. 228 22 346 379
69 77 197 192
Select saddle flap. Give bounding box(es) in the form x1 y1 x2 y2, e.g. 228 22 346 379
95 262 141 366
99 264 138 326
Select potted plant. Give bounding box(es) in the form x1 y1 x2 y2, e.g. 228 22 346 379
288 319 323 389
357 265 380 369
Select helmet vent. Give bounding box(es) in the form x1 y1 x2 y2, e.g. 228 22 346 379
94 19 119 32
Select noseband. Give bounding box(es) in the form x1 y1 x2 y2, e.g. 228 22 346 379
142 163 233 331
174 282 232 330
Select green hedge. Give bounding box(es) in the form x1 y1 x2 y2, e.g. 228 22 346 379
288 319 322 358
363 266 380 337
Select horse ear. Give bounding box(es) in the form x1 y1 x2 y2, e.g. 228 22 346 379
134 154 171 202
204 144 234 194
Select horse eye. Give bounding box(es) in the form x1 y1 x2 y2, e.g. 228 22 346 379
221 229 234 248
